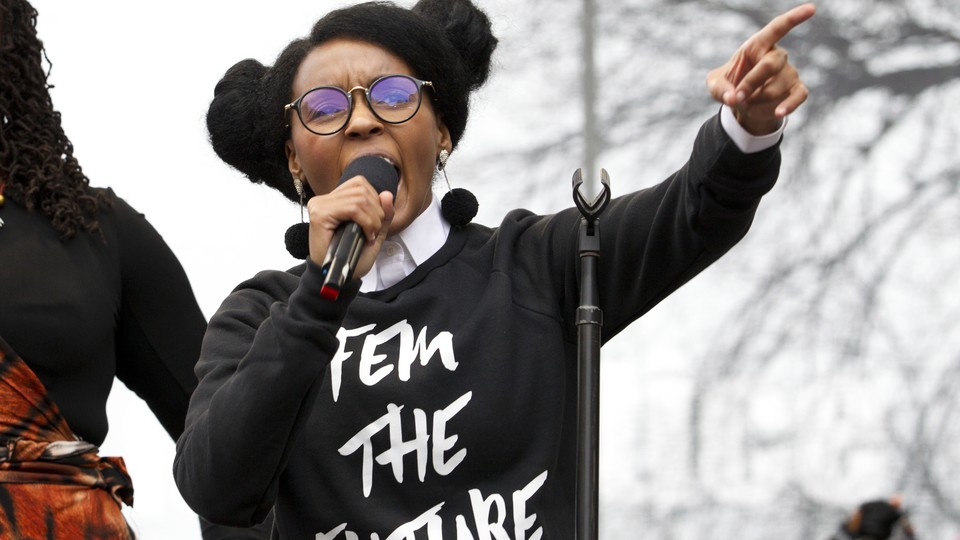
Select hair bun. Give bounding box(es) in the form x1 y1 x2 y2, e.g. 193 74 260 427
413 0 498 90
207 59 285 187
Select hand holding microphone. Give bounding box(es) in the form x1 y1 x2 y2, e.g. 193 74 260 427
318 155 399 301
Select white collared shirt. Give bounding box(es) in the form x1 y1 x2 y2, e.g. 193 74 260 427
360 193 450 292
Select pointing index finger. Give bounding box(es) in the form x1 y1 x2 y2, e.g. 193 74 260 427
751 3 816 51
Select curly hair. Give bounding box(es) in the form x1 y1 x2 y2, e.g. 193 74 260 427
206 0 498 203
0 0 110 239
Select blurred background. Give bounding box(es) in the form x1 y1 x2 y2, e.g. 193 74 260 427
30 0 960 537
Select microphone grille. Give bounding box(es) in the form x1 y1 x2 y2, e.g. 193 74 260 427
341 155 399 196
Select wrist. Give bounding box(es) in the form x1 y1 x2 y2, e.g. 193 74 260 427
734 109 782 136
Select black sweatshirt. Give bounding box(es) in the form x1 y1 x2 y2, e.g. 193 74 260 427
175 115 781 538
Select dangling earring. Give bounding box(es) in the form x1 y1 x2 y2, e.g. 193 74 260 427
438 150 478 228
284 177 310 259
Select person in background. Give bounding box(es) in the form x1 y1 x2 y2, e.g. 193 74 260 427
174 0 815 537
829 498 918 540
0 0 269 537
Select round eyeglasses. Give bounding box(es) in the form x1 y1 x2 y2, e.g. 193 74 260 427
285 74 434 136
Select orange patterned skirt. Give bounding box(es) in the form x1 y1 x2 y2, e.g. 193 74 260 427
0 336 135 539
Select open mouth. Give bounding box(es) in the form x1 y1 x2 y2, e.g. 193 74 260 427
342 154 401 195
378 155 401 179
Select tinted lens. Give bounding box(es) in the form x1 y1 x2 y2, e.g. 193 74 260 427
299 87 350 133
369 75 421 123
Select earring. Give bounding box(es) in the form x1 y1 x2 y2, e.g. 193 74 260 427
437 150 478 228
284 177 310 259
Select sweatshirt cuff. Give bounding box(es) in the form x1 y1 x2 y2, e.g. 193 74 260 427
288 260 361 324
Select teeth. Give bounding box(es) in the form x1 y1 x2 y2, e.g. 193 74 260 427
378 156 400 177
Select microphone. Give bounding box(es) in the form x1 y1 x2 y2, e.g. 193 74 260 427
319 155 399 301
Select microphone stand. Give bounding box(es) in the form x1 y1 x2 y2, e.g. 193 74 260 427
572 168 611 540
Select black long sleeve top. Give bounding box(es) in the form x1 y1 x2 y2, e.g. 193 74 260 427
0 188 204 445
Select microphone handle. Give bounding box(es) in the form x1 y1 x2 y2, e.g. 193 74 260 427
319 222 365 301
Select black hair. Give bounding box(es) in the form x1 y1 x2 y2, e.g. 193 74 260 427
0 0 111 239
206 0 498 202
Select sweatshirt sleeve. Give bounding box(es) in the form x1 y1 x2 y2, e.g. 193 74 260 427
600 112 780 338
533 113 781 343
173 261 360 526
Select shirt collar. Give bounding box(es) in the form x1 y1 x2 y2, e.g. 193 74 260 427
359 192 449 292
397 192 449 267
